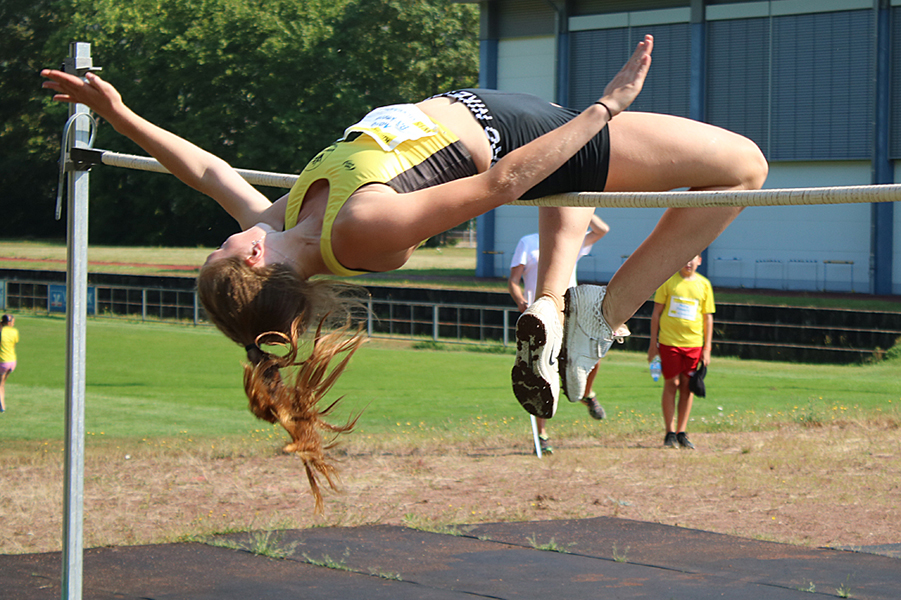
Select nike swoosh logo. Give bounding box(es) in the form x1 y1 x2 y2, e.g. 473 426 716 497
548 338 561 366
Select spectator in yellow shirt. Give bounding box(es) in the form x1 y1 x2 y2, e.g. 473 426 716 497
647 257 714 449
0 314 20 413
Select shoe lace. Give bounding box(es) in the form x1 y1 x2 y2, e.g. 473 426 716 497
573 287 629 342
583 304 630 343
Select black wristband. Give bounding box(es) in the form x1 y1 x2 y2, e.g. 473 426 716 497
594 100 614 120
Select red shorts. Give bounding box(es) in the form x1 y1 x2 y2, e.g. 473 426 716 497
658 344 702 381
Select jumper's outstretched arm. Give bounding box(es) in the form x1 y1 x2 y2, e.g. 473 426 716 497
41 69 277 231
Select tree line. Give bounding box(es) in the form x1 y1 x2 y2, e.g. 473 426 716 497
0 0 478 246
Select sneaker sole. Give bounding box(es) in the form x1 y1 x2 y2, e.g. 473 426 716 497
561 288 599 402
512 312 557 419
560 286 603 401
559 289 574 400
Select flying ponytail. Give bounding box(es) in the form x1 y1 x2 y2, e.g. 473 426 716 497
244 318 366 512
197 256 368 511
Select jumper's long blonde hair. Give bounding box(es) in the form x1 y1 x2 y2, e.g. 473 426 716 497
198 257 367 511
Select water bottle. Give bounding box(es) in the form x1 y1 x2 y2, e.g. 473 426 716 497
649 356 662 382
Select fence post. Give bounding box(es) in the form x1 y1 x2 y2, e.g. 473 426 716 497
142 288 147 321
367 297 373 337
503 309 509 347
193 291 199 326
433 305 439 341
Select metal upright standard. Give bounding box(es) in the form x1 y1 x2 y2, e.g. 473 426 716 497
59 41 100 600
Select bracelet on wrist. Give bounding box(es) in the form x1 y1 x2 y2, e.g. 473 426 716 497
594 100 614 120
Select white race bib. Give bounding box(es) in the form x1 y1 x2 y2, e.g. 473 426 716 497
344 104 438 151
667 296 699 321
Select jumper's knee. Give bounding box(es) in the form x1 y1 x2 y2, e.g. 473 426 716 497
735 139 769 191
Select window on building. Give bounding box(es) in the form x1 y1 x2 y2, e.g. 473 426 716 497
890 6 901 159
707 9 874 161
706 17 770 156
569 23 691 115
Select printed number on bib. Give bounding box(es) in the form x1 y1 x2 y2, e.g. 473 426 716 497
667 296 699 321
344 105 439 152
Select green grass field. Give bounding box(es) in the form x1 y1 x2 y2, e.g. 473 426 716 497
1 315 898 446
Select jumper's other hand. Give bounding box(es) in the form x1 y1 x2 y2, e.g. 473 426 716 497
599 34 653 116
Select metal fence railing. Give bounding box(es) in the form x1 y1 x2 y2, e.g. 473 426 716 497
0 278 518 347
365 298 515 346
4 276 898 362
95 286 201 324
1 279 205 326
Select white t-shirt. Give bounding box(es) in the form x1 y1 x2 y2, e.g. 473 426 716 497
510 233 592 306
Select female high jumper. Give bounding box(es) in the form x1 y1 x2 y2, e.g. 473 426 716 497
42 35 766 508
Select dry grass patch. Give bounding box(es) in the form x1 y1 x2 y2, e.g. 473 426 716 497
2 421 899 555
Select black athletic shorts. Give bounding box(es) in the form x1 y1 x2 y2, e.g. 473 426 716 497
437 89 610 199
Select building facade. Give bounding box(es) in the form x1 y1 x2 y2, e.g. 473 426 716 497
469 0 900 295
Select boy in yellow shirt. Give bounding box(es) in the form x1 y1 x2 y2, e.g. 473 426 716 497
647 257 714 449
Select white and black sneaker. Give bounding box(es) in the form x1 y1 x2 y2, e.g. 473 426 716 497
512 296 562 419
561 285 629 402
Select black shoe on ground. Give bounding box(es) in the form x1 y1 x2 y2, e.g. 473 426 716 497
676 432 695 450
663 432 678 448
581 395 606 420
537 433 554 455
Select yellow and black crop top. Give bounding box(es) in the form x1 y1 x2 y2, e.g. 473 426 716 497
284 104 477 276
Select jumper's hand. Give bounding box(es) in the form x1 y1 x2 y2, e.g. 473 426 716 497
40 70 126 125
598 34 653 117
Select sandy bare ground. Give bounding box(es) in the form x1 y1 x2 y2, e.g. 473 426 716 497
2 421 899 556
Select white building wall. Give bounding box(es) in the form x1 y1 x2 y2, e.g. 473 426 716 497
497 37 556 101
486 36 557 278
572 206 665 284
485 19 890 294
493 204 663 284
493 162 875 294
709 162 872 292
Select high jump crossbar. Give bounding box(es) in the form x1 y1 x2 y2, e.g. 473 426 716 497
73 147 901 208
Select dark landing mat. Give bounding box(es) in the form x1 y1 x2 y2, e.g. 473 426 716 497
0 543 462 600
465 517 900 599
2 517 898 600
836 543 901 559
